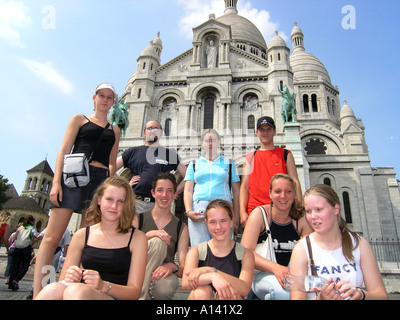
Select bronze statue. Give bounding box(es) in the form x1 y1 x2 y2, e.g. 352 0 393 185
278 85 297 124
111 97 129 137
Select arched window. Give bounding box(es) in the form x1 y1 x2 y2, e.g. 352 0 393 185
27 178 33 190
248 115 255 132
40 179 46 191
323 178 331 186
203 97 214 129
303 94 309 113
342 191 352 223
311 94 318 112
165 119 172 136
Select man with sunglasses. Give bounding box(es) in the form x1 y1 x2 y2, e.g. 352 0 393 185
116 120 187 214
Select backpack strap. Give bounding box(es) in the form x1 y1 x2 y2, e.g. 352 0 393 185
250 149 257 164
229 159 232 191
198 241 208 261
283 149 288 164
198 241 245 261
234 242 245 261
192 160 197 188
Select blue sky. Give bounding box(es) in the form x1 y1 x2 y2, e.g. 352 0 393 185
0 0 399 194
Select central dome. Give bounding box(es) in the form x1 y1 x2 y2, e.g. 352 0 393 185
216 13 267 51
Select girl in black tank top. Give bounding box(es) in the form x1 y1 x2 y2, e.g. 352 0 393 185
34 83 122 298
35 176 148 300
182 199 255 300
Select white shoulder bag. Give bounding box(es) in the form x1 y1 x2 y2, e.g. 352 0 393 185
254 206 276 263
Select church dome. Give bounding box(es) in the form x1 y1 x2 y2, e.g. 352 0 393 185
290 51 331 82
216 12 267 51
139 32 163 60
290 22 331 83
269 30 287 48
340 99 356 121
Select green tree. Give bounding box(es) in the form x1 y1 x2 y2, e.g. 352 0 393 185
0 175 11 209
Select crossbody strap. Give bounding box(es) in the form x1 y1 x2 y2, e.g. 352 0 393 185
88 122 110 163
306 235 318 276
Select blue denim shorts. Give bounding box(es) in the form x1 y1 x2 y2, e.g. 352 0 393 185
51 165 109 214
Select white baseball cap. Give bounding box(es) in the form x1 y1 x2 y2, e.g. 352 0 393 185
95 83 117 98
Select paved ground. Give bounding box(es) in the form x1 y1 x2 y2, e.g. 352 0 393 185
0 274 191 300
0 274 398 300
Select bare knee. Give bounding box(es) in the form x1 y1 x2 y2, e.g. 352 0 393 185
63 283 90 300
188 285 215 300
35 282 65 300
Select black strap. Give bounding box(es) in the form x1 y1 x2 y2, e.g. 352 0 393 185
229 159 232 190
284 149 288 163
138 213 143 230
306 235 318 276
127 228 135 247
250 149 257 164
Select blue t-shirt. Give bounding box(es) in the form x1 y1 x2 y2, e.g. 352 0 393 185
122 145 181 199
184 155 239 202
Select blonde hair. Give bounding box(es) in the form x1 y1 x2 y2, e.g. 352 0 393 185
86 176 136 233
270 174 304 221
304 184 360 262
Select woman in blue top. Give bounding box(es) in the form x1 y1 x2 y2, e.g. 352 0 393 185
184 129 240 246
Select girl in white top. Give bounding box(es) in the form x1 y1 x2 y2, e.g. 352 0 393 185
289 184 387 300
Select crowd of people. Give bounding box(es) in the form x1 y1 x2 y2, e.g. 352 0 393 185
0 83 388 301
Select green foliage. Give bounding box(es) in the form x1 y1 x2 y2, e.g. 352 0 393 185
0 175 11 209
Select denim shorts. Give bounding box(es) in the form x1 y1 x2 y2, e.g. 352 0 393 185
50 165 109 214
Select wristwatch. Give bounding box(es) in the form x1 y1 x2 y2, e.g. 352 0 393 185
173 263 179 273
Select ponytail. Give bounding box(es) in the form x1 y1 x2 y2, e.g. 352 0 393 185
339 216 360 262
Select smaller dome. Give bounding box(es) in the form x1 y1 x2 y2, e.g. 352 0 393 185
291 21 304 38
269 30 287 48
139 32 163 60
340 99 356 120
152 32 163 48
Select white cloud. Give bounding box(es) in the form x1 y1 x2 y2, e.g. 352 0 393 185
0 0 32 48
18 58 73 95
177 0 283 42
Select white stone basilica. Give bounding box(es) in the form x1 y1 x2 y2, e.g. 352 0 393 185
119 0 400 241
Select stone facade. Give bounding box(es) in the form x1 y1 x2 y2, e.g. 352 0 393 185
118 0 400 242
3 160 52 235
